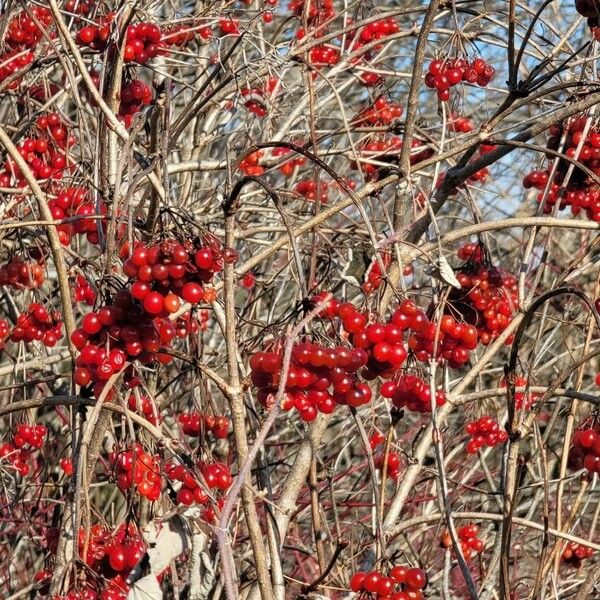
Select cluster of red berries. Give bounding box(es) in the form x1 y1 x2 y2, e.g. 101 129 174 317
352 136 433 180
2 113 76 186
0 423 47 477
371 432 401 480
348 17 400 50
75 14 112 51
178 412 229 438
0 256 44 289
10 303 62 347
108 444 161 501
294 179 329 202
119 79 153 128
272 147 306 176
500 376 540 410
0 51 34 90
51 523 148 600
240 77 279 117
440 524 485 560
250 342 371 421
238 150 264 176
350 566 427 599
569 424 600 472
71 290 177 392
124 237 229 312
381 373 446 413
127 394 160 425
49 186 110 246
162 24 209 47
308 44 341 66
5 7 52 50
362 253 392 295
522 116 600 220
425 57 496 101
464 416 508 453
74 274 97 306
562 541 594 567
164 462 209 506
354 97 404 126
450 243 518 346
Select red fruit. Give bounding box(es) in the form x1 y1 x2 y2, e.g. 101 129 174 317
181 282 204 304
349 572 366 592
108 546 127 571
143 292 164 314
82 312 102 334
363 571 382 593
405 568 427 590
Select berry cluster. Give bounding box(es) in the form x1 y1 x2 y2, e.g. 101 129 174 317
1 113 76 186
449 243 518 346
74 274 97 306
522 116 600 220
124 237 228 312
164 462 209 506
127 394 160 425
308 44 341 67
452 524 485 559
0 51 34 90
362 252 392 295
381 373 446 413
465 416 508 453
49 186 109 246
350 566 427 599
294 179 329 203
178 412 229 438
425 57 496 101
354 97 404 127
10 303 63 347
241 77 279 117
348 17 400 51
272 146 306 176
562 541 594 567
250 342 371 421
72 291 178 393
119 79 153 128
0 256 44 289
500 376 540 410
5 7 52 50
238 150 265 176
0 423 47 477
371 432 401 480
569 424 600 472
108 444 161 501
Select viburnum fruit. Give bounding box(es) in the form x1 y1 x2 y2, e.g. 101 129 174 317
464 416 508 453
569 423 600 472
108 443 161 501
350 565 427 598
562 541 594 567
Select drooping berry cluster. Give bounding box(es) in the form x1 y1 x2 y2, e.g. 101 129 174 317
465 416 508 453
449 243 518 346
350 566 428 599
294 179 329 203
0 255 44 289
72 290 177 393
522 116 600 220
127 394 160 425
164 462 209 506
50 186 111 246
371 432 401 480
124 237 229 312
240 77 280 117
10 303 63 347
250 342 371 421
74 274 97 306
119 79 153 128
381 373 446 413
569 424 600 472
108 444 161 501
272 146 306 176
442 524 485 560
500 376 540 410
562 541 594 567
353 97 404 127
362 252 392 295
0 423 47 477
5 7 52 50
178 412 229 438
425 57 496 101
